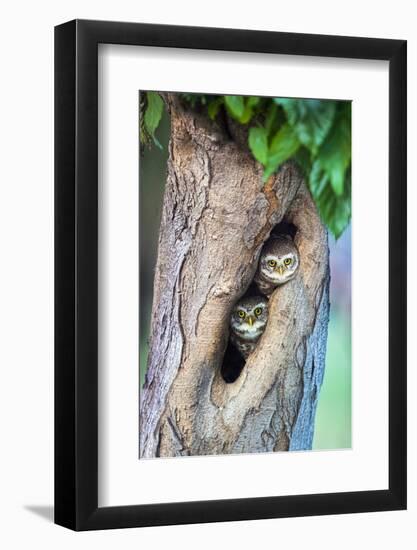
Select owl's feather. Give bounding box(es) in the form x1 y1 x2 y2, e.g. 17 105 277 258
254 235 299 296
229 296 268 360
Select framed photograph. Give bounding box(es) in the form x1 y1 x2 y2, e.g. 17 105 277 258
55 19 406 530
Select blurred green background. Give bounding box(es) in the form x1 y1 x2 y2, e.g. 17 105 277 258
140 106 351 451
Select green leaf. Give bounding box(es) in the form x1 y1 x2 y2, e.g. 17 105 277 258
207 97 224 120
139 92 150 148
310 159 331 198
239 105 254 124
247 96 261 108
263 123 300 180
236 97 263 124
264 102 278 135
144 92 164 148
315 105 351 196
293 146 312 179
309 162 351 239
248 127 268 165
224 95 245 120
274 98 337 155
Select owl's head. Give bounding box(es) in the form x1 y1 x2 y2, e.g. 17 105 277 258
258 235 299 285
230 296 268 342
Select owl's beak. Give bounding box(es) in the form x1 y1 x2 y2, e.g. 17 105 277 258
247 316 254 326
276 265 284 276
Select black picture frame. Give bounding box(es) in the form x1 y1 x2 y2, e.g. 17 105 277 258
55 19 407 531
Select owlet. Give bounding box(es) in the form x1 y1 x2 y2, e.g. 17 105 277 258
230 296 268 359
254 235 300 297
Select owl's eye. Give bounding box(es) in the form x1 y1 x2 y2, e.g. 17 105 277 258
284 258 292 266
254 307 262 316
237 310 246 319
267 259 277 268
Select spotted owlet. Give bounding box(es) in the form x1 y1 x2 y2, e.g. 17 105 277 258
229 296 268 359
254 235 300 297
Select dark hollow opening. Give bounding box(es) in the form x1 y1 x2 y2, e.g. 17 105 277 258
220 220 298 384
271 219 298 239
220 341 246 383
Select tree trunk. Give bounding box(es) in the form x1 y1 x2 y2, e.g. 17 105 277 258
139 95 330 458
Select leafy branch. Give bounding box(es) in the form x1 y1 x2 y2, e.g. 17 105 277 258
140 92 351 239
140 91 164 149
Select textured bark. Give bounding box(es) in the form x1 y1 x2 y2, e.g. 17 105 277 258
139 95 330 458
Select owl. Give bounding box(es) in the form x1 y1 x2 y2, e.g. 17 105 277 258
230 296 268 359
254 235 300 297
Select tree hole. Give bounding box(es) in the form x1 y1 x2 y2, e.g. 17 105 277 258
220 283 262 384
220 341 246 383
220 220 298 384
271 220 298 239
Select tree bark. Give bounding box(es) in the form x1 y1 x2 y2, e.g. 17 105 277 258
139 95 330 458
